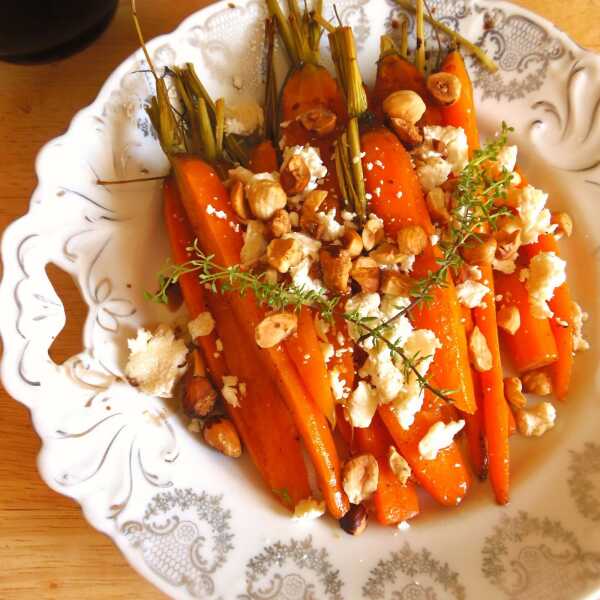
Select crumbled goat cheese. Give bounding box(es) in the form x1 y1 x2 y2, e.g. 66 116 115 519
516 402 556 437
456 279 490 308
314 314 330 342
397 520 411 531
206 204 227 220
241 220 268 264
224 102 264 136
329 368 347 401
222 375 241 407
315 209 345 241
282 145 327 191
293 497 326 520
526 252 566 319
572 301 590 352
290 257 324 293
125 326 189 398
319 342 334 363
347 381 378 427
341 210 357 223
516 185 556 244
418 420 465 460
188 311 215 339
496 145 518 173
414 155 452 192
388 446 411 485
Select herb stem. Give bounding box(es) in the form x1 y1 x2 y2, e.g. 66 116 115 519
415 0 426 74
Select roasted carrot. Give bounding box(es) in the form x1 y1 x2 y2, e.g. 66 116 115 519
248 139 278 173
173 156 349 518
521 234 574 400
494 271 559 373
462 373 487 480
361 127 477 415
163 177 311 508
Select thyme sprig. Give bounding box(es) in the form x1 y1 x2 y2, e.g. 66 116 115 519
148 240 340 320
358 123 514 344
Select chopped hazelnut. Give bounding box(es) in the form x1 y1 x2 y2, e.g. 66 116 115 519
255 312 298 348
266 237 303 273
497 305 520 334
203 416 242 458
494 228 521 261
269 208 291 238
230 179 251 220
504 377 526 409
469 326 493 372
351 256 380 293
182 349 218 417
247 179 287 220
280 155 311 195
362 215 385 251
389 117 423 147
299 107 337 137
342 454 379 504
426 72 462 106
396 224 427 256
522 370 553 396
339 503 368 536
380 270 414 296
342 228 364 258
320 245 352 293
551 211 573 239
426 187 451 223
369 241 406 265
382 90 426 124
388 446 411 485
516 402 556 437
263 268 279 285
461 234 497 265
300 190 328 237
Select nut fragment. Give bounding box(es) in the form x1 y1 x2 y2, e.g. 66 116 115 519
494 229 521 261
339 503 368 536
231 179 251 220
247 179 287 220
351 256 380 293
551 211 573 239
426 72 462 106
280 155 311 195
300 190 328 236
255 312 298 348
362 215 385 251
522 369 553 396
426 187 451 223
342 454 379 504
382 90 426 124
388 446 411 485
503 377 526 409
320 245 352 293
240 220 268 265
182 349 218 417
342 228 364 258
516 402 556 437
469 326 493 372
389 117 423 147
369 241 405 265
299 107 337 136
203 416 242 457
267 237 303 273
269 208 292 238
461 234 497 265
497 305 520 335
396 225 427 256
380 270 414 296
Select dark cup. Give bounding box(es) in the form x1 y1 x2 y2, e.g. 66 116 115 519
0 0 118 64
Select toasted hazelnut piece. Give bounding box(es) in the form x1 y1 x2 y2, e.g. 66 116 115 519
280 155 311 195
342 228 364 258
552 211 573 239
388 446 411 485
263 267 279 285
182 349 218 417
255 312 298 348
389 117 423 147
231 180 251 220
396 225 427 256
339 503 368 536
469 326 492 372
362 216 385 251
203 416 242 458
494 228 521 261
351 256 380 293
426 72 462 106
266 237 303 273
241 220 268 265
299 107 337 137
300 189 328 236
504 377 527 409
522 369 553 396
497 305 520 335
461 234 497 265
426 187 451 223
320 245 352 293
382 90 426 124
269 208 291 238
515 402 556 437
247 180 287 220
342 454 379 504
380 270 414 296
369 241 405 265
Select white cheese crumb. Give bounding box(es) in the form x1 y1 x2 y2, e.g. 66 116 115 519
319 342 334 363
418 420 465 460
347 381 378 428
222 375 241 407
572 301 590 352
293 497 325 520
456 279 490 309
397 520 411 531
516 185 556 245
496 145 518 173
430 233 439 246
188 311 215 339
329 368 347 401
315 208 345 241
526 252 566 319
388 446 411 485
224 102 264 136
206 204 228 220
516 402 556 437
125 325 189 398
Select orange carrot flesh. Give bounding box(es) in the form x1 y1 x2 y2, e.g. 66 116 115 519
163 178 311 508
361 127 477 415
521 234 574 400
494 271 559 373
172 156 349 518
248 139 278 173
462 373 487 480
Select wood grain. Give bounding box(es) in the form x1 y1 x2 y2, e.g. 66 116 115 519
0 1 597 598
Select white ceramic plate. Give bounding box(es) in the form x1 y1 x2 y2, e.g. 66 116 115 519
2 1 600 598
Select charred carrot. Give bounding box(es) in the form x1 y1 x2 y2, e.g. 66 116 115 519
163 177 311 508
521 234 574 400
173 156 349 518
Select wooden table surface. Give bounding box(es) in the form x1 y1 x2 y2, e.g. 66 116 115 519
0 1 598 598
